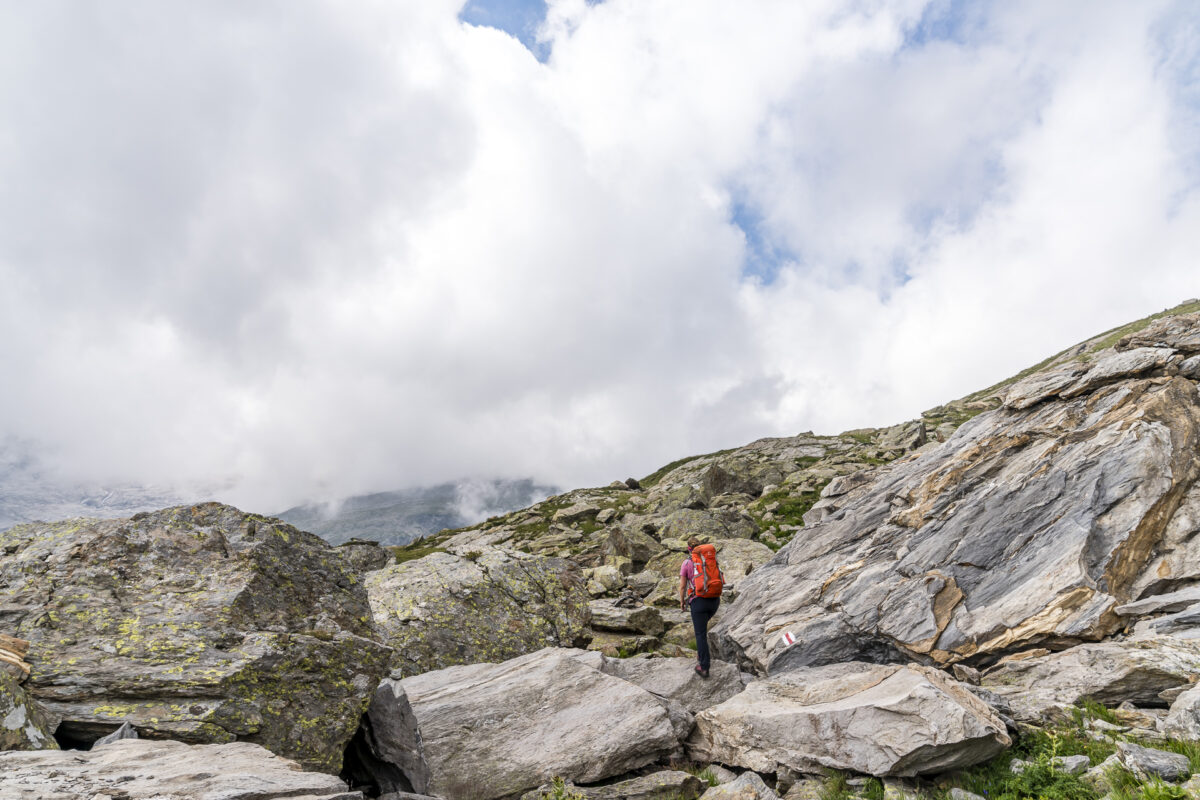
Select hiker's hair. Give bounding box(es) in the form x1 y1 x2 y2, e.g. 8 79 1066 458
687 536 701 548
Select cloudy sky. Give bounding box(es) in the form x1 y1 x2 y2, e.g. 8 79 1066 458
1 0 1198 511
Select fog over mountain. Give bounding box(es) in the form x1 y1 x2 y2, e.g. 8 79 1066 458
0 439 195 532
275 478 558 546
0 436 553 544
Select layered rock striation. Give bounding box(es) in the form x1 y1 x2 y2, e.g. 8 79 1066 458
713 312 1200 675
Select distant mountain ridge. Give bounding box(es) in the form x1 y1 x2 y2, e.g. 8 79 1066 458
0 438 555 546
275 478 558 546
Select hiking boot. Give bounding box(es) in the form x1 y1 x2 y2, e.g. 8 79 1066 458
694 664 709 679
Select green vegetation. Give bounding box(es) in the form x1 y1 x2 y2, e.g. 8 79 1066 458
840 429 877 445
1074 698 1120 725
389 531 453 564
675 762 721 788
933 701 1200 800
537 777 586 800
751 481 832 549
820 769 853 800
860 777 885 800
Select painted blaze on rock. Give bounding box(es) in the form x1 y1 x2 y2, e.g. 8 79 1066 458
0 503 392 773
366 547 591 677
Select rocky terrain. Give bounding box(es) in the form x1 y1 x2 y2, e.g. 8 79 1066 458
5 299 1200 799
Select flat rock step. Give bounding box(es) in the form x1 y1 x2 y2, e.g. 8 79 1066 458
0 738 359 800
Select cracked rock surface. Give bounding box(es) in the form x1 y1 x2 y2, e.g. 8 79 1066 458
0 502 391 772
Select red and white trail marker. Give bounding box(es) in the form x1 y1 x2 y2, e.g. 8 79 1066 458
781 631 796 647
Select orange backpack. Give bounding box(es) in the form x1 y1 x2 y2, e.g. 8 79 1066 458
689 543 724 599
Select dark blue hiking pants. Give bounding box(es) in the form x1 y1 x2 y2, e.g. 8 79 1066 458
690 596 720 671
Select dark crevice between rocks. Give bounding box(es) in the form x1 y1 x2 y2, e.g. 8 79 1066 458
341 714 414 799
52 723 97 751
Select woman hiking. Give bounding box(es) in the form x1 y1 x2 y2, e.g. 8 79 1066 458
678 536 723 678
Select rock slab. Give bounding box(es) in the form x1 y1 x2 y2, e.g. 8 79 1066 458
688 662 1010 777
0 738 359 800
713 374 1200 674
364 648 679 800
599 653 748 739
980 637 1200 722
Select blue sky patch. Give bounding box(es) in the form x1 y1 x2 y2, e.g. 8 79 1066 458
460 0 551 61
902 0 988 49
731 200 793 286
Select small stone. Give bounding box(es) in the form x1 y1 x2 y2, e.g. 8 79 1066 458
1117 740 1191 782
1091 719 1130 733
949 790 985 800
593 565 626 592
1055 755 1091 775
597 508 617 525
93 721 138 747
952 664 981 685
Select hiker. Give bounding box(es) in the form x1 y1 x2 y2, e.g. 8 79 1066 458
679 536 723 678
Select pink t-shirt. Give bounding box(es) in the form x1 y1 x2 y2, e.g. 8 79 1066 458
680 557 694 581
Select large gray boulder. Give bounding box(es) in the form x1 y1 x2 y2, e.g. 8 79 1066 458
362 648 678 800
712 372 1200 674
980 637 1200 722
688 662 1010 777
0 503 391 772
0 672 57 751
0 738 360 799
599 653 749 739
366 547 591 677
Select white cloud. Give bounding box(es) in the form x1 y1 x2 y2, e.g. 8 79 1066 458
0 0 1196 512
